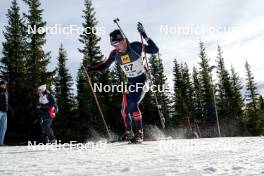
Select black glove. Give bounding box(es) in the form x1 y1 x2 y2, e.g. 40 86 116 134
137 22 148 39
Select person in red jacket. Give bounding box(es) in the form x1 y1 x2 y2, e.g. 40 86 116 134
36 84 56 144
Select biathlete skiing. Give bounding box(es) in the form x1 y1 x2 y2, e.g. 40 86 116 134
91 22 159 143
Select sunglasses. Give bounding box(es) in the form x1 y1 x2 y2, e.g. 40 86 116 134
111 40 121 48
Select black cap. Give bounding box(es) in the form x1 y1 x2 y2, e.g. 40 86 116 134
110 29 124 42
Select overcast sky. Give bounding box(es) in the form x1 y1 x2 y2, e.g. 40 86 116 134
1 0 264 92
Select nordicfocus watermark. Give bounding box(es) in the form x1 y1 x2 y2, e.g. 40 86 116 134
160 24 236 36
27 141 107 151
27 24 106 35
158 140 238 153
93 82 171 93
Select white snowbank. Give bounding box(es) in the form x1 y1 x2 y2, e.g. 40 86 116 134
0 137 264 176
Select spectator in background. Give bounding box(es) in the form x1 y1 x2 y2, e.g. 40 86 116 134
36 84 56 143
0 79 8 145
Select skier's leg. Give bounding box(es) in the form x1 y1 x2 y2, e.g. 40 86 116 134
120 93 135 141
131 110 142 130
129 83 146 143
41 119 56 142
0 112 7 145
130 102 144 143
131 83 146 130
121 93 132 131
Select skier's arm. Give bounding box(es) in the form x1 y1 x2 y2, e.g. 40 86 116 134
137 22 159 54
143 38 159 54
93 50 117 71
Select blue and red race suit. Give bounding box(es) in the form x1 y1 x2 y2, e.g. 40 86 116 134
94 38 159 131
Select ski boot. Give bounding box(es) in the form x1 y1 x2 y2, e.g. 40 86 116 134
119 130 134 141
129 129 143 144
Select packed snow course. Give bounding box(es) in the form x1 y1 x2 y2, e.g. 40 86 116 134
0 137 264 176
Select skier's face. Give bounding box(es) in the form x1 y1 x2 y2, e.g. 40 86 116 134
111 39 127 52
117 39 127 52
37 89 43 95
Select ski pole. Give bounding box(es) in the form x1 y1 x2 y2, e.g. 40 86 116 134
186 113 193 137
81 65 111 140
195 122 202 138
113 18 128 40
140 34 166 129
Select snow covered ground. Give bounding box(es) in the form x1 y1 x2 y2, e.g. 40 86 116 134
0 137 264 176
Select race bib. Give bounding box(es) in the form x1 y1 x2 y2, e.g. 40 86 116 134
120 58 145 78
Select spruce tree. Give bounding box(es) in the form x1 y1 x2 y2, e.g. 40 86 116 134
171 60 197 135
230 66 243 117
1 0 28 142
148 54 170 127
244 60 263 135
198 41 216 125
215 45 233 120
172 59 186 127
140 91 156 125
140 62 156 126
245 60 258 115
259 95 264 110
181 63 197 135
76 0 110 140
23 0 53 123
107 63 126 133
53 44 75 142
182 63 195 115
192 67 204 123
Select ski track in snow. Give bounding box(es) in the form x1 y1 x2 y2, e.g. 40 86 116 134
0 137 264 176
